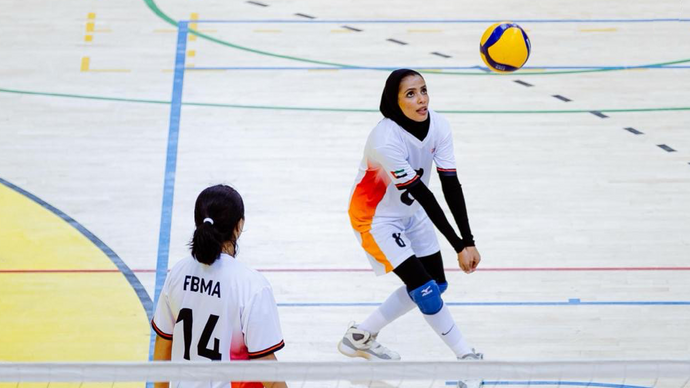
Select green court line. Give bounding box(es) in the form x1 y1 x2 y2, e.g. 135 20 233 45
143 0 690 76
2 87 689 114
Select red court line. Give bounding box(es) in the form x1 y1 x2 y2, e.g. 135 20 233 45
2 267 690 274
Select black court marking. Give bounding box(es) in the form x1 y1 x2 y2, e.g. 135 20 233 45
387 38 408 45
514 80 533 87
342 25 362 32
590 111 609 118
658 144 677 152
431 52 452 58
246 1 268 6
624 127 644 135
553 95 572 102
0 177 153 319
295 13 315 19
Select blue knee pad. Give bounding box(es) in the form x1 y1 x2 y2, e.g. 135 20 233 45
409 280 444 315
438 282 448 294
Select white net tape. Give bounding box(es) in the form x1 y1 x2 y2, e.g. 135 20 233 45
0 360 689 383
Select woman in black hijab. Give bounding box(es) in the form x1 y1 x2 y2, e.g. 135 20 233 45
340 69 483 383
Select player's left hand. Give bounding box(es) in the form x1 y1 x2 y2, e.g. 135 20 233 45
457 246 481 274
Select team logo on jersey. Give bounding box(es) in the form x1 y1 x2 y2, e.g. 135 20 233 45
390 169 408 179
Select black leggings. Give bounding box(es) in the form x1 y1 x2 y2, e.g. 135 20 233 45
392 251 447 292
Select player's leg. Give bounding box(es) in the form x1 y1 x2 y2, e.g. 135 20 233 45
406 209 449 292
338 221 414 360
403 212 478 359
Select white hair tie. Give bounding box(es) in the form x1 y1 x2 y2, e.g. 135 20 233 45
203 218 214 225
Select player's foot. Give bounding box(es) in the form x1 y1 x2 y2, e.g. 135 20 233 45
457 349 484 388
337 322 401 361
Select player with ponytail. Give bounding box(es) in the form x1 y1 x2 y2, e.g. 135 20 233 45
152 185 287 388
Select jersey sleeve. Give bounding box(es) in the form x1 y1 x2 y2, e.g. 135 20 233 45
434 121 458 176
242 285 285 359
151 276 174 340
372 143 420 190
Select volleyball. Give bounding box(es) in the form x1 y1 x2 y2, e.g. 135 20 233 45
479 22 531 73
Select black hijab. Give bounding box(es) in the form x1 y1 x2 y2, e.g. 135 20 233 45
379 68 431 141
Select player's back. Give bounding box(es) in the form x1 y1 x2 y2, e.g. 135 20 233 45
159 254 277 388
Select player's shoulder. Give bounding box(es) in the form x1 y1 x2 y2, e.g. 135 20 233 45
368 118 404 147
167 255 197 277
218 255 272 290
429 110 451 130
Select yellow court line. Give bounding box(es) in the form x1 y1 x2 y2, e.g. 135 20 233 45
87 12 95 20
408 29 442 33
580 28 617 32
85 22 95 32
80 56 130 72
254 29 282 33
187 50 196 57
80 56 90 72
190 12 199 20
84 35 93 42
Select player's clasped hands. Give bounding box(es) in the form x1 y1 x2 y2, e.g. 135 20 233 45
457 246 481 274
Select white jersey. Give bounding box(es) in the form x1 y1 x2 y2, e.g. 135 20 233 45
152 253 284 388
348 110 457 231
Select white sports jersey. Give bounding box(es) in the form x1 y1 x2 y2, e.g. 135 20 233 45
349 110 457 228
152 253 284 388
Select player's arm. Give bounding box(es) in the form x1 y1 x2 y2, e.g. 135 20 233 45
254 352 288 388
152 334 173 388
437 171 481 273
431 121 481 272
404 179 465 252
438 170 474 247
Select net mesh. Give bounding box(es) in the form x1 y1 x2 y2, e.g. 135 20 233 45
1 361 690 388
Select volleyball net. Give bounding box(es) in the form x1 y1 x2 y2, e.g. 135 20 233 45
1 360 690 388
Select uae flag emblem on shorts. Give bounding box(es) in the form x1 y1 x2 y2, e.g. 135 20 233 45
391 169 408 179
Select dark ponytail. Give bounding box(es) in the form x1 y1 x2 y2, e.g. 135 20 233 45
190 185 244 265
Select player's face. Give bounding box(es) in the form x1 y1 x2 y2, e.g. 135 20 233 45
397 75 429 122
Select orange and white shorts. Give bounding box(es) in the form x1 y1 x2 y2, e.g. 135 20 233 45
354 208 440 276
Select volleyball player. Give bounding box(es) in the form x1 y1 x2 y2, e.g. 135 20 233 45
339 69 483 385
152 185 287 388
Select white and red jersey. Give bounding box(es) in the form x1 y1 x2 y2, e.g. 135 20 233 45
152 253 284 388
348 110 457 230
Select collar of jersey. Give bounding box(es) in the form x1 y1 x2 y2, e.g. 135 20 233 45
394 111 433 147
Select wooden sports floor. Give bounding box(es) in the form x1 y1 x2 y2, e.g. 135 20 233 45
1 0 689 386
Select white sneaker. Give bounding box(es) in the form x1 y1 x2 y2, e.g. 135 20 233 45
457 349 484 388
337 322 401 361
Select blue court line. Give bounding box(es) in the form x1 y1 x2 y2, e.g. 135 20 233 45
277 299 690 307
0 177 152 319
186 65 690 71
183 18 690 24
149 21 188 360
445 382 649 388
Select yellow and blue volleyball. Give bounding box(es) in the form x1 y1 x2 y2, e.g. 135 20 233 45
479 22 531 73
